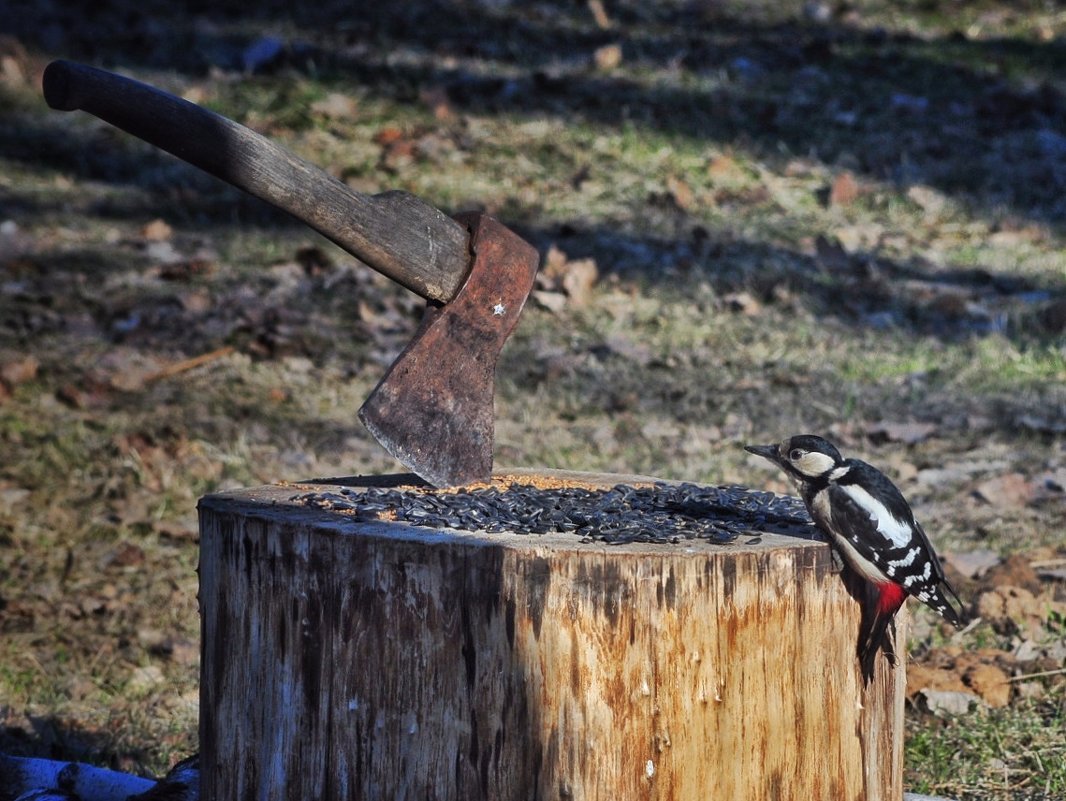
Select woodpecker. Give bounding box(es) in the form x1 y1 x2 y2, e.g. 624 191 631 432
745 434 967 675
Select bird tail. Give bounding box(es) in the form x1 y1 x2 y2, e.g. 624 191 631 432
925 578 968 628
859 582 906 682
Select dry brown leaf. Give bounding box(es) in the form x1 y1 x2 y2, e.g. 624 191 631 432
665 175 695 211
829 171 860 206
976 584 1065 639
0 354 38 386
962 662 1011 708
707 154 741 181
311 92 358 120
593 43 623 71
944 549 1001 579
141 218 173 241
974 473 1035 508
866 420 937 444
587 0 612 29
907 663 967 698
536 245 599 308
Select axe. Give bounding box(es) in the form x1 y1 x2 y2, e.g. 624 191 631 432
42 60 539 488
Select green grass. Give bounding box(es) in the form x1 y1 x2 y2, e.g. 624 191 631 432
1 0 1064 790
907 699 1066 800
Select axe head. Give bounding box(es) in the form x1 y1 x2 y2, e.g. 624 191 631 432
358 213 539 487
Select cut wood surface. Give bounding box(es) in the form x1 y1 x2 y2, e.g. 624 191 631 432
198 470 905 801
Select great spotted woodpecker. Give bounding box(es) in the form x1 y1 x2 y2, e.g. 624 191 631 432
745 434 967 675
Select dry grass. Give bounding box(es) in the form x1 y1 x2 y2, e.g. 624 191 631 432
1 1 1064 795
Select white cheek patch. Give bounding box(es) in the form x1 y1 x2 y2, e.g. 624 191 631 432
840 485 914 547
793 451 835 477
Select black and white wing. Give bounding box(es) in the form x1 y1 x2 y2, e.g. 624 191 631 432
827 462 966 625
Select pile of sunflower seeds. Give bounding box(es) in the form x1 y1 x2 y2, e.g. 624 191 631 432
293 482 814 545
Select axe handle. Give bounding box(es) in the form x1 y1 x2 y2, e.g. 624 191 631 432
43 60 471 303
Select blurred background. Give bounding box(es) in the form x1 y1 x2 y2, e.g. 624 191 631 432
0 1 1064 797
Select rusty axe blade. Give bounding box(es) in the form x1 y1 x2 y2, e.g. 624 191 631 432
359 213 538 488
42 60 539 487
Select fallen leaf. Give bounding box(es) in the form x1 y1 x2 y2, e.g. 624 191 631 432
152 520 199 544
141 219 173 241
129 665 165 693
177 288 213 314
0 36 29 88
907 663 967 698
105 541 146 568
587 0 612 29
311 92 358 120
0 354 38 386
907 184 947 216
536 245 599 308
97 348 168 393
707 154 742 181
976 584 1066 639
593 43 623 71
962 662 1011 708
974 473 1035 508
137 627 168 650
978 554 1043 594
166 638 199 666
865 420 936 444
665 175 695 211
944 549 1000 579
829 171 860 206
532 290 568 314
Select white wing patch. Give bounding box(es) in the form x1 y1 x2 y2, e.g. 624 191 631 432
838 484 914 547
888 547 920 568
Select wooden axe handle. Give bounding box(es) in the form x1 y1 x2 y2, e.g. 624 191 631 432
43 60 471 303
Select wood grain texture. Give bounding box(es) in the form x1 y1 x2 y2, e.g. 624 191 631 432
198 472 904 801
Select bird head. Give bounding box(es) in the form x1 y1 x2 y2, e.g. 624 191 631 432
745 434 843 482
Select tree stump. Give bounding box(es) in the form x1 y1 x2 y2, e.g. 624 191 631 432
198 470 905 801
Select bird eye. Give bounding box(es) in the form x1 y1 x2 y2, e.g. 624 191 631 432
789 448 803 461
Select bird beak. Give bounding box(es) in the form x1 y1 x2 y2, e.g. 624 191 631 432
744 443 782 465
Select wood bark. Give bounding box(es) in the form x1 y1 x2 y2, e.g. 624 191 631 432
198 471 905 801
